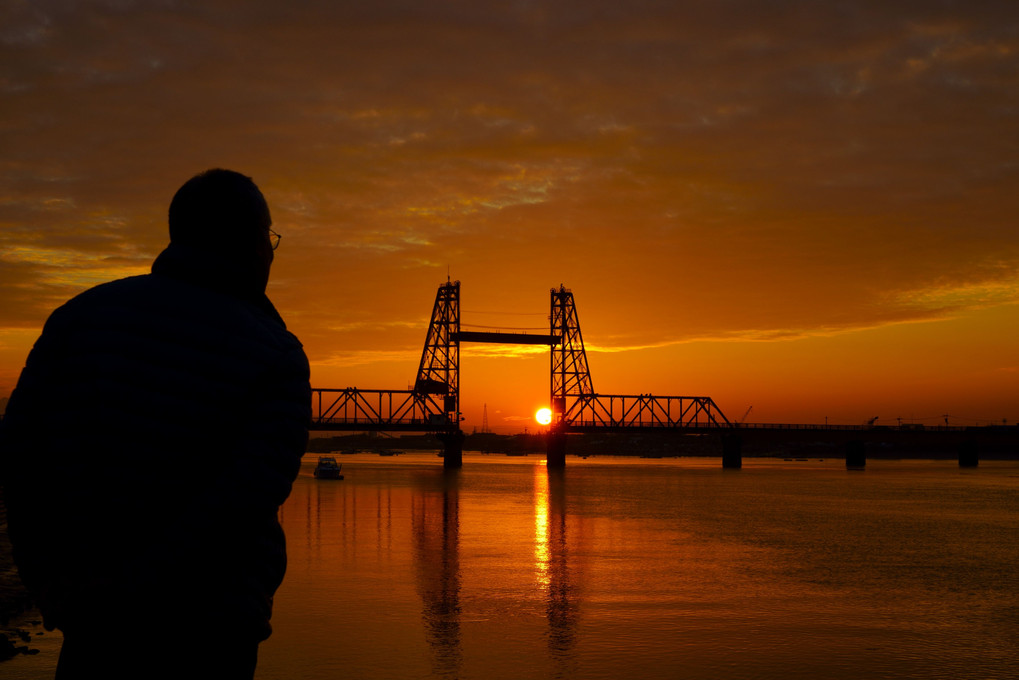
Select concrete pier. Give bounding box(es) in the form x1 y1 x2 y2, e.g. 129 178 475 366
439 429 465 469
546 429 567 469
722 433 742 469
846 440 866 470
958 440 979 467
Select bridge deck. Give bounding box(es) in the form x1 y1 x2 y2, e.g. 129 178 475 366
453 331 559 345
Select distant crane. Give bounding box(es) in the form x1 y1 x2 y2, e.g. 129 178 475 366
737 406 753 425
866 416 879 427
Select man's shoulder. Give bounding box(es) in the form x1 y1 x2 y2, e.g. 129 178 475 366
59 272 266 321
55 273 169 314
42 274 155 331
49 274 302 353
67 272 156 299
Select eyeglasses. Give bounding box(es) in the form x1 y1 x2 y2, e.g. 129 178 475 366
269 229 281 250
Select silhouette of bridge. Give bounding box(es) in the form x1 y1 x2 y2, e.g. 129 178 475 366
310 280 731 467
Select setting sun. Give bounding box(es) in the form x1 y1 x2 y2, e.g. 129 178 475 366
535 408 552 426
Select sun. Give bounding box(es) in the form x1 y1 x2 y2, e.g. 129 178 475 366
535 407 553 426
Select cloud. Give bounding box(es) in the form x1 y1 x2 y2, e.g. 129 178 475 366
885 270 1019 315
462 344 548 359
1 1 1018 421
310 348 422 369
500 414 535 423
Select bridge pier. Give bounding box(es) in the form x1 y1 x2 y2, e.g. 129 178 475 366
846 440 866 470
722 433 742 469
546 428 567 469
958 439 979 467
438 430 464 469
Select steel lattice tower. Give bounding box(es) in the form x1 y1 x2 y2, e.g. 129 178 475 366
414 279 460 425
550 285 593 424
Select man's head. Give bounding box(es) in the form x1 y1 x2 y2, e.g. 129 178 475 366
168 169 275 293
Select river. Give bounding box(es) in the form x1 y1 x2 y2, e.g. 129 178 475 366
5 453 1018 679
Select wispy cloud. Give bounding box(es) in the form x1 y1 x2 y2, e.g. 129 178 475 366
1 0 1017 421
1 246 150 288
887 272 1019 314
310 348 422 368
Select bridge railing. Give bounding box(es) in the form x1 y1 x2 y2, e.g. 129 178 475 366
732 422 972 432
311 388 454 430
562 394 731 429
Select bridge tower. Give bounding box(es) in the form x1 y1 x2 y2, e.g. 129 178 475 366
415 279 463 467
548 285 592 467
547 285 731 467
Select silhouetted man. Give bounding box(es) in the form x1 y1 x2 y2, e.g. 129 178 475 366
0 169 311 678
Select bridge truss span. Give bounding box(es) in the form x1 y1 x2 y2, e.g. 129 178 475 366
311 387 449 431
563 393 731 431
549 285 730 433
310 280 731 467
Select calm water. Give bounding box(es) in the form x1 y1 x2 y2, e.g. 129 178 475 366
260 454 1019 680
5 454 1018 679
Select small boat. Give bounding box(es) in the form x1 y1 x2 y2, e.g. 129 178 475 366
313 456 344 480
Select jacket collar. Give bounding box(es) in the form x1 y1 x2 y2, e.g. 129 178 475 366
151 242 286 327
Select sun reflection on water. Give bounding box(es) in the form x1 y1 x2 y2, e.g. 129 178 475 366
533 465 550 589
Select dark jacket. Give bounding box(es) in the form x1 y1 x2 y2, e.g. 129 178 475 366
0 242 311 640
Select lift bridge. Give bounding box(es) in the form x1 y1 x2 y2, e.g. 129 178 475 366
311 280 730 468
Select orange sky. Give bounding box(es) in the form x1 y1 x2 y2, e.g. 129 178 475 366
1 1 1017 431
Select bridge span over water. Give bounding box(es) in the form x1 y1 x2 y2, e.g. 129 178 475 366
311 280 731 468
310 280 1012 468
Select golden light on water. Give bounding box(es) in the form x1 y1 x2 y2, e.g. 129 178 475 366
533 466 550 589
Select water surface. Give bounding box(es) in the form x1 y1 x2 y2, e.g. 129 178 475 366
257 454 1019 680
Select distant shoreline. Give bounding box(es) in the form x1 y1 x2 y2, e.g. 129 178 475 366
307 429 1019 460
